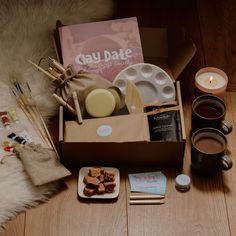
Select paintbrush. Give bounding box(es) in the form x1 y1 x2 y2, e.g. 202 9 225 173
11 87 50 147
26 83 60 158
10 80 52 148
28 60 61 82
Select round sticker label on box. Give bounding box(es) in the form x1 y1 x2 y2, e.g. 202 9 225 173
97 125 112 137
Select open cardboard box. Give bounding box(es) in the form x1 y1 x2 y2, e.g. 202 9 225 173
56 25 196 167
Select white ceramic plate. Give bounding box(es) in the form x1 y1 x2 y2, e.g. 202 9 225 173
78 167 120 199
113 63 176 104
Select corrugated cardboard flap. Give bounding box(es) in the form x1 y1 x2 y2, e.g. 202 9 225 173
140 27 196 80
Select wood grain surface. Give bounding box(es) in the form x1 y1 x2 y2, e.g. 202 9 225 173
1 1 236 235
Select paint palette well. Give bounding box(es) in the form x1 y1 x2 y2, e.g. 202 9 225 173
113 63 176 104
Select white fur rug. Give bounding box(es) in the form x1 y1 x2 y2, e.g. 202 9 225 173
0 155 60 230
0 0 114 229
0 0 114 120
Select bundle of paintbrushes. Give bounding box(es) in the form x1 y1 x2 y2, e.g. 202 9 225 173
10 79 59 158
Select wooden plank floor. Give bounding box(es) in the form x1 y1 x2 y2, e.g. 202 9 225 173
1 94 235 236
1 1 236 235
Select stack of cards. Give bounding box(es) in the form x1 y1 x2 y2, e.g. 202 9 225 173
128 171 166 205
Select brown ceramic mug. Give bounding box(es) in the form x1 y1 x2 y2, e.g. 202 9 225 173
191 128 233 175
192 94 232 134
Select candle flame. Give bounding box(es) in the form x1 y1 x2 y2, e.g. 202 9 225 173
209 76 213 84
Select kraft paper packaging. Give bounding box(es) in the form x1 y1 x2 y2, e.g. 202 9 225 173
64 113 150 143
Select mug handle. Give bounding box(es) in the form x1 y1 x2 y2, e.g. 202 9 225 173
220 119 233 134
218 155 233 171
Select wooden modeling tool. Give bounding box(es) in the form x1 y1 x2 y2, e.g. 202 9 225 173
26 83 59 158
144 100 178 108
145 105 180 116
129 192 165 205
72 91 83 124
129 199 165 205
125 80 144 114
48 67 62 79
52 93 76 115
28 60 59 82
130 194 165 200
48 57 66 73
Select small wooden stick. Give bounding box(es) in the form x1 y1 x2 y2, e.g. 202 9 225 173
17 97 52 148
11 86 52 148
59 106 64 142
72 91 83 124
48 57 66 73
34 106 60 159
145 105 180 116
129 199 165 205
25 83 58 155
48 67 62 79
130 194 165 200
144 100 178 107
28 60 58 81
52 93 76 115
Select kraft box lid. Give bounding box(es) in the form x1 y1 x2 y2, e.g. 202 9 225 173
139 27 196 81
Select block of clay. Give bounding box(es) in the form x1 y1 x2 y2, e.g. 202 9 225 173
85 89 116 117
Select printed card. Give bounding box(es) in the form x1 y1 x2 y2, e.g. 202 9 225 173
128 171 167 195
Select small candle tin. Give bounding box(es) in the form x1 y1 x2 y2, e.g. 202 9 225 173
175 174 191 192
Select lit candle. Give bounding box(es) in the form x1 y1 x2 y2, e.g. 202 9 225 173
195 67 228 99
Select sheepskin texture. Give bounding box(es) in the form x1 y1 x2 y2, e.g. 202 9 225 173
0 155 60 230
0 80 60 230
0 0 114 121
0 0 113 229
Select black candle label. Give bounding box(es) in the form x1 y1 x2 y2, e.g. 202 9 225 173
147 109 182 141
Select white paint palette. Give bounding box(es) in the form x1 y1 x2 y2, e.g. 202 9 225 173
113 63 176 104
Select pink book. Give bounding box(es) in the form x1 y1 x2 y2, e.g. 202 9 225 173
59 17 144 82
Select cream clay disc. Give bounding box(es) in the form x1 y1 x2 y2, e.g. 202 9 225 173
85 89 116 117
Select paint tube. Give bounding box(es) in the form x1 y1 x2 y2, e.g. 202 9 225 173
4 146 14 152
19 130 32 143
0 112 10 129
7 132 27 144
7 107 19 123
